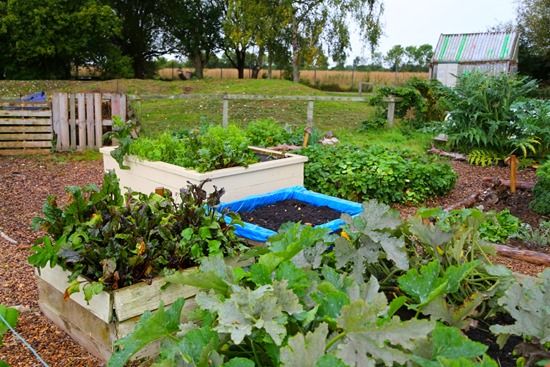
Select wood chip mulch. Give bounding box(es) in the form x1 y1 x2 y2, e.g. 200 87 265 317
0 155 546 366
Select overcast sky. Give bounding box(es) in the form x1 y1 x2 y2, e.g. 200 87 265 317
347 0 517 62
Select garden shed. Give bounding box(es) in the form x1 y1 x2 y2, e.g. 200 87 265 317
430 31 519 87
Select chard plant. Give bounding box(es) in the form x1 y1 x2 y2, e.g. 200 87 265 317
29 173 245 301
0 305 19 367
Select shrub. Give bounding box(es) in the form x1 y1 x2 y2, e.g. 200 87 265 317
244 119 291 147
128 124 257 172
300 144 456 204
510 99 550 157
29 173 245 300
443 72 541 156
368 77 446 127
531 160 550 215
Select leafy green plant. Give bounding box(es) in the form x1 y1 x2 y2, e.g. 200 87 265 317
467 150 504 167
0 305 19 367
29 173 245 301
126 124 258 173
442 72 541 156
334 200 409 284
514 221 550 248
510 99 550 157
103 117 138 169
244 119 291 147
301 144 456 204
530 160 550 215
416 207 521 244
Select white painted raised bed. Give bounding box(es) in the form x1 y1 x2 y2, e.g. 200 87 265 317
36 264 199 361
100 146 308 202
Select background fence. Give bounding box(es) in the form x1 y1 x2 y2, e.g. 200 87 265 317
157 68 428 89
52 93 127 151
0 101 52 155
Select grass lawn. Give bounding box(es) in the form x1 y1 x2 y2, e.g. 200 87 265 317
0 78 433 155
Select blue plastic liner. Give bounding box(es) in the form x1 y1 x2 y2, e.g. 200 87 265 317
218 186 363 242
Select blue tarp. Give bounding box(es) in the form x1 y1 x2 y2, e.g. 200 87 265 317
21 91 46 102
218 186 363 242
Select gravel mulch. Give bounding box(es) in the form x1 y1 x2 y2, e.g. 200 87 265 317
0 155 103 367
0 155 546 366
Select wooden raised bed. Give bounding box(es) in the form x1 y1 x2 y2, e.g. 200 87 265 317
36 265 199 361
100 146 308 202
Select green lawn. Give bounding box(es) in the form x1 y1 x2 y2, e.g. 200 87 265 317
1 78 433 155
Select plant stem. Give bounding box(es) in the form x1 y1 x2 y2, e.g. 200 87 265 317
325 331 347 352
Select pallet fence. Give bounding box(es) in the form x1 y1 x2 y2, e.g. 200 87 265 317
52 93 127 151
0 100 52 155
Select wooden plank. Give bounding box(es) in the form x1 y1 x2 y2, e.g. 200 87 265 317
111 94 120 119
222 97 229 127
36 265 112 323
0 101 49 108
0 133 52 140
77 93 86 151
0 149 50 155
112 267 199 322
0 125 51 133
69 94 76 150
119 94 127 121
94 93 103 148
86 94 95 148
37 279 114 361
52 93 60 150
58 93 70 150
0 118 51 125
0 141 52 148
0 109 51 117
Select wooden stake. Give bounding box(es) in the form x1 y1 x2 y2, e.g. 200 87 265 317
303 126 312 148
509 155 518 193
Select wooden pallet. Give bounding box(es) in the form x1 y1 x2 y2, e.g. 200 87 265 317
0 101 52 155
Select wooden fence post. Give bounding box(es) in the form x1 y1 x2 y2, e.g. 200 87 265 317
86 94 95 148
77 93 86 151
306 99 314 127
94 93 102 148
222 95 229 127
69 94 76 150
58 93 69 150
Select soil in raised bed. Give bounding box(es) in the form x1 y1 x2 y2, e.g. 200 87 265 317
240 199 341 231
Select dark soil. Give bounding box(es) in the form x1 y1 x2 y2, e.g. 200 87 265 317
480 189 542 228
240 199 341 231
255 152 285 162
465 315 522 367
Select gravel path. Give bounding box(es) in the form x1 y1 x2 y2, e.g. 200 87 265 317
0 155 545 366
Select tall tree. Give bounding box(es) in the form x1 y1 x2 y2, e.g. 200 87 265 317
516 0 550 81
107 0 174 78
288 0 384 82
385 45 405 71
1 0 120 79
165 0 223 79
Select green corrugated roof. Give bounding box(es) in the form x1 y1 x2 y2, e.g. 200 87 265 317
433 32 518 63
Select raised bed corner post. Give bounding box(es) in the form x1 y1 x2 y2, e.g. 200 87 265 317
222 94 229 128
506 155 518 193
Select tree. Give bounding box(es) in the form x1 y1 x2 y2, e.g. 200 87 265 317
107 0 174 78
164 0 223 79
516 0 550 81
1 0 121 79
385 45 405 71
287 0 384 82
404 44 433 71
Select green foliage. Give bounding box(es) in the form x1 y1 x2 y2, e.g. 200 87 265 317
369 78 447 126
1 0 122 79
0 305 19 367
104 117 137 169
490 268 550 344
514 221 550 248
360 116 386 130
244 119 291 147
335 200 408 283
510 99 550 156
443 72 542 156
416 207 521 244
531 160 550 215
467 150 504 167
128 124 258 173
29 173 244 299
301 144 456 204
